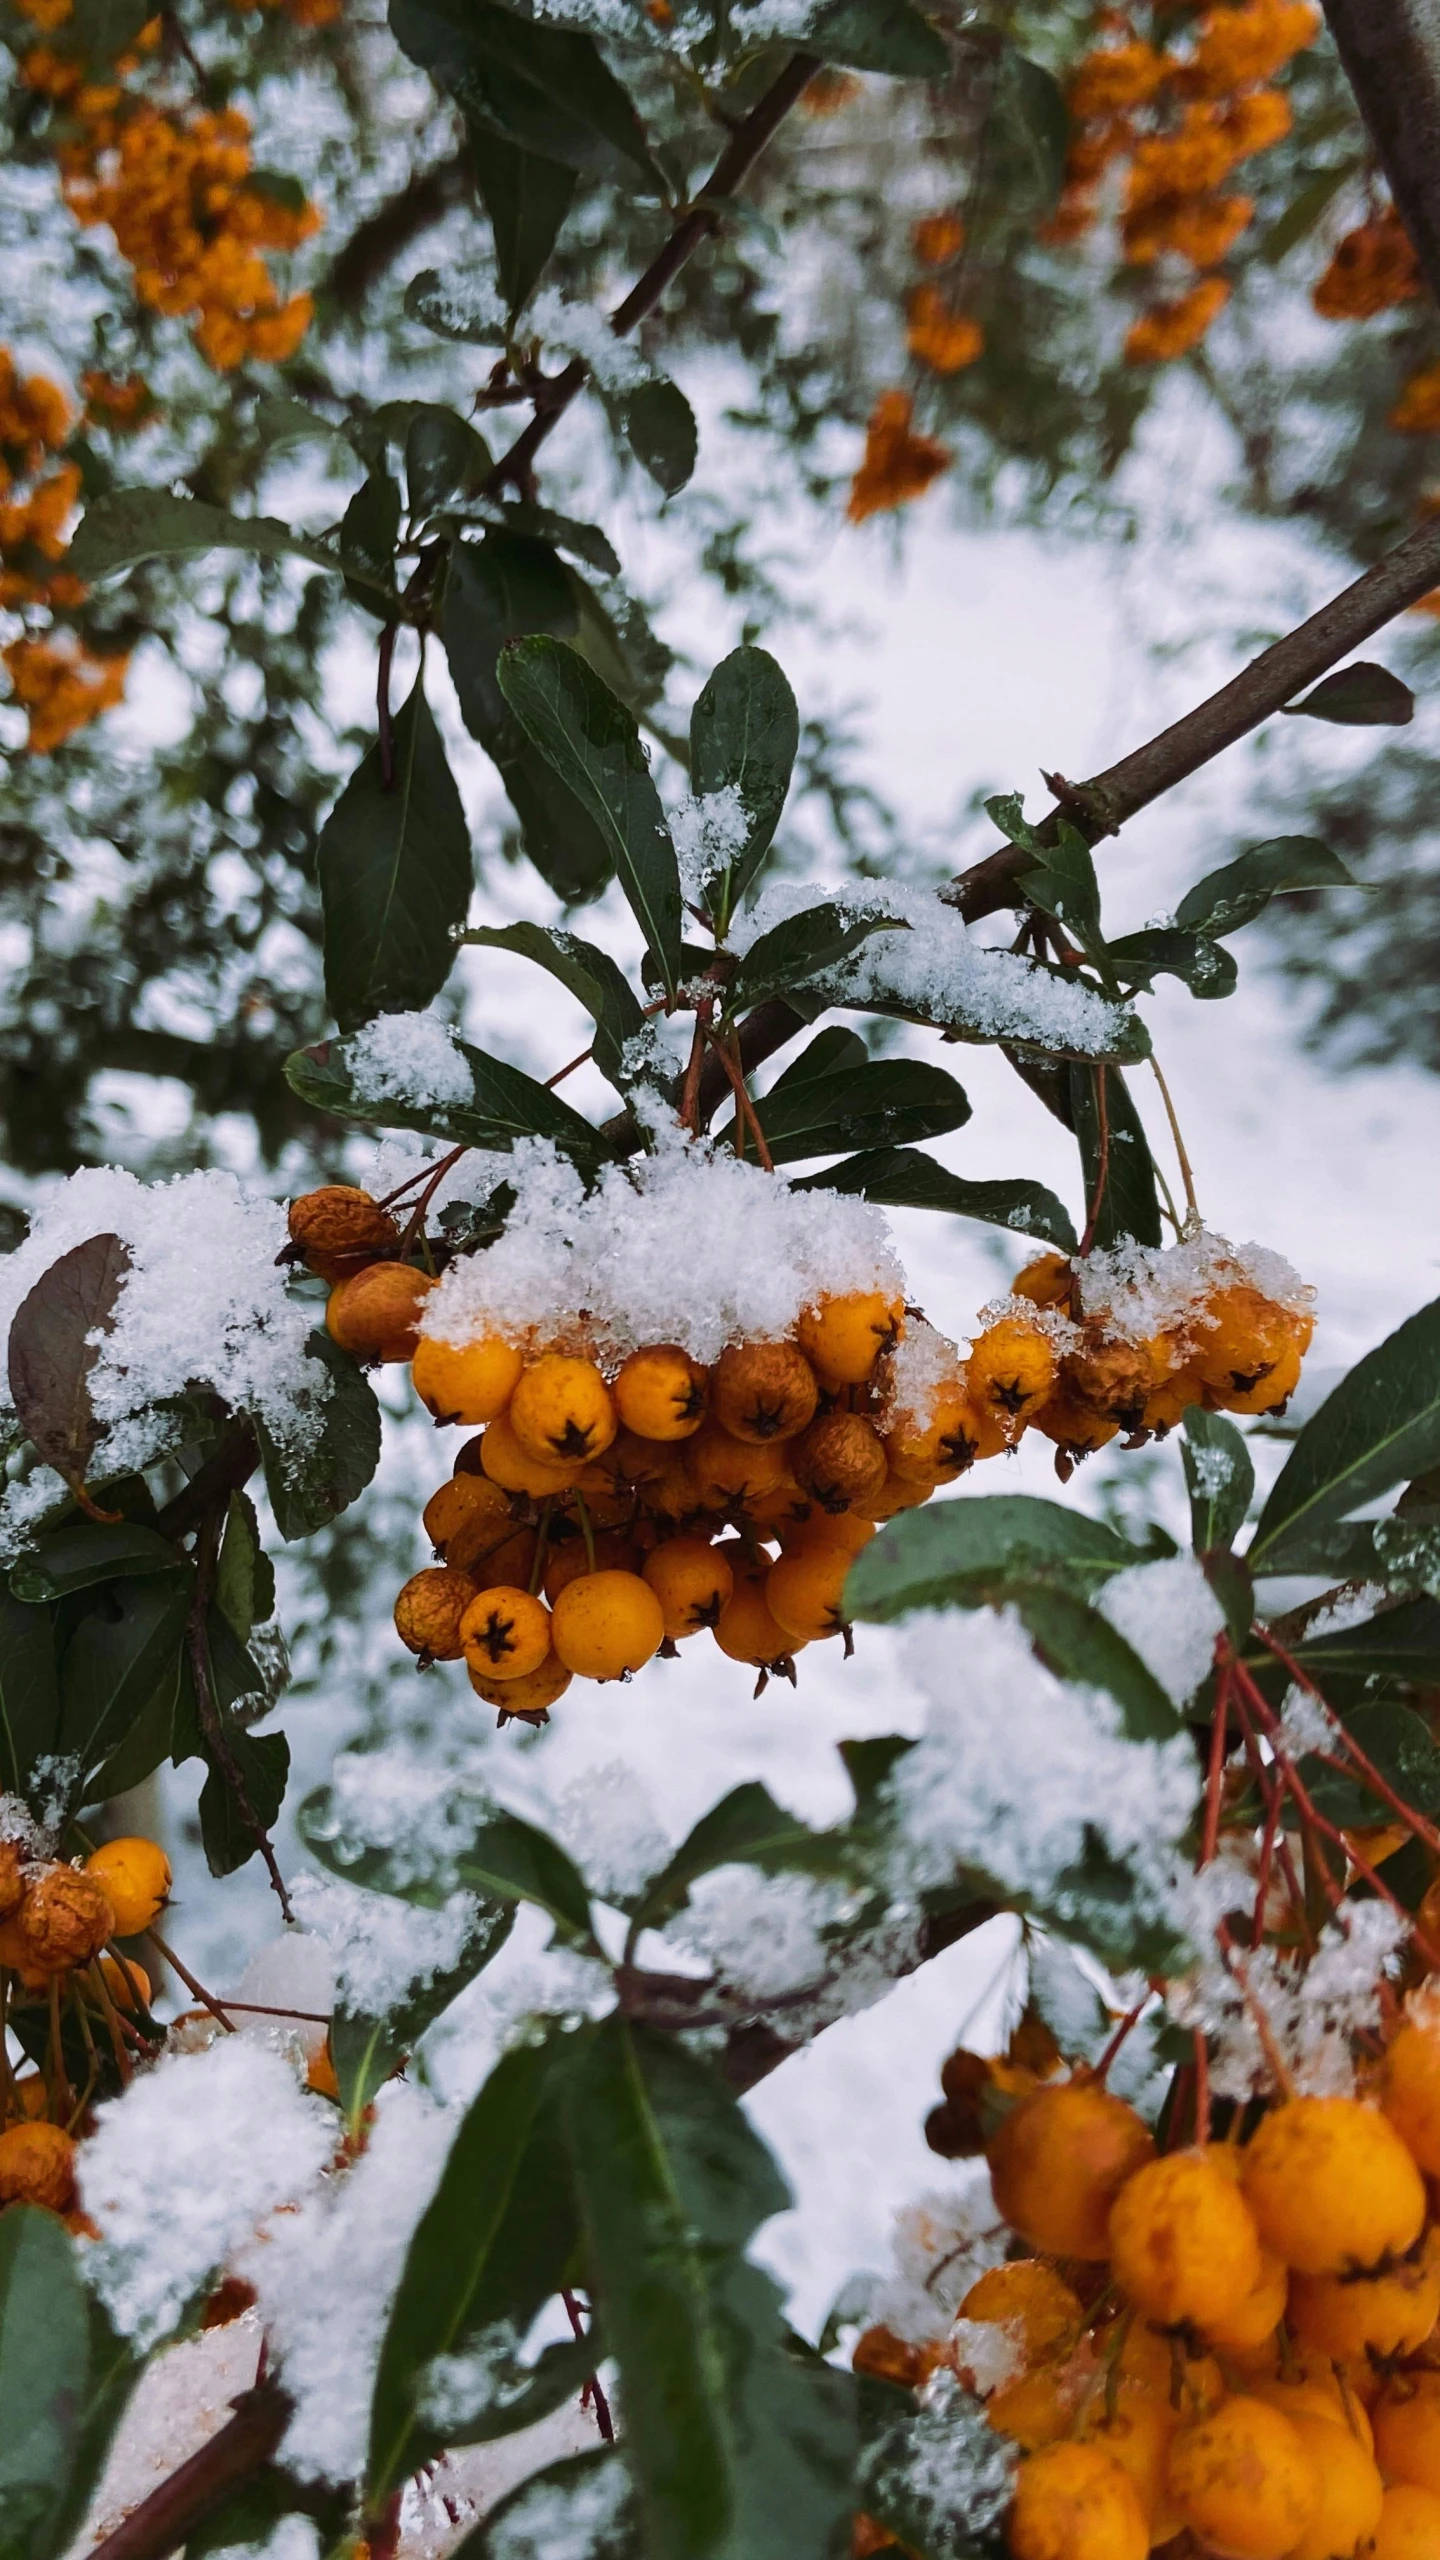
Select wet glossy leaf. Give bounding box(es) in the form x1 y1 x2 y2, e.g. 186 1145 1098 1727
317 677 473 1032
1283 662 1413 726
797 1145 1076 1251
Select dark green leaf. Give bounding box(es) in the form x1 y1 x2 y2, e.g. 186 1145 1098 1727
1012 822 1107 969
340 473 401 614
1297 1703 1440 1830
284 1032 611 1170
796 1145 1076 1252
1261 158 1362 263
622 376 698 497
0 2212 138 2560
845 1496 1140 1621
199 1723 290 1879
498 638 682 995
68 490 395 600
1283 663 1413 726
470 132 577 314
318 677 473 1033
1182 1409 1255 1554
368 2035 581 2498
0 1593 60 1804
10 1521 183 1603
404 409 491 515
391 0 662 189
461 922 643 1089
1289 1596 1440 1691
86 1654 184 1803
332 1901 513 2124
561 2021 855 2560
999 1585 1182 1740
690 647 799 928
214 1492 275 1645
257 1328 383 1543
1106 929 1237 1000
403 271 508 345
1068 1063 1161 1249
457 2450 637 2560
986 46 1068 214
738 1032 970 1164
7 1233 131 1494
499 502 620 579
454 1813 595 1942
1251 1296 1440 1568
730 904 900 1013
631 1783 845 1934
806 0 947 80
1175 836 1358 939
58 1572 192 1798
861 2369 1015 2559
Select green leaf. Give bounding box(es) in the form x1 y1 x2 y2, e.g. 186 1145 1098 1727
1296 1703 1440 1830
498 638 682 996
986 46 1068 214
729 905 901 1013
1010 819 1109 972
1068 1063 1161 1250
0 1593 60 1805
458 2450 637 2560
1288 1596 1440 1692
1261 157 1362 263
285 1031 612 1169
689 649 799 929
1175 836 1358 939
560 2020 855 2560
1251 1296 1440 1568
199 1724 290 1879
1106 929 1237 1000
297 1767 491 1908
86 1653 183 1803
317 676 473 1033
1004 1580 1182 1740
257 1328 383 1542
340 472 402 615
461 922 644 1089
470 132 577 315
795 1145 1076 1252
332 1901 513 2123
10 1521 183 1603
0 2211 138 2560
630 1783 846 1934
499 502 620 579
68 490 397 602
404 409 492 516
1182 1409 1254 1553
367 2035 581 2499
845 1496 1141 1622
622 376 698 497
860 2369 1015 2559
454 1813 596 1942
806 0 948 80
214 1492 275 1645
58 1572 192 1799
391 0 662 189
737 1030 970 1164
1282 662 1413 726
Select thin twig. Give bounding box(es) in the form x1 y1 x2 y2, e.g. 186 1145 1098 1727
561 2288 615 2444
1077 1067 1111 1258
82 2384 291 2560
545 1043 594 1089
144 1926 237 2033
1149 1054 1199 1224
704 1026 775 1171
1200 1650 1231 1867
1253 1624 1440 1857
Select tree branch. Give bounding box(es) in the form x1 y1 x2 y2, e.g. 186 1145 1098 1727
487 51 820 493
83 2384 292 2560
1321 0 1440 304
945 510 1440 924
320 152 470 312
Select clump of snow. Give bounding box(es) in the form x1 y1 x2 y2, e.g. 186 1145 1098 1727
418 2322 523 2432
1169 1899 1408 2100
549 1762 669 1905
343 1011 475 1112
79 2040 334 2349
1095 1555 1224 1706
863 2367 1018 2548
420 1114 903 1364
530 289 649 394
0 1167 331 1545
948 2317 1026 2397
288 1872 485 2017
240 2081 453 2483
228 1930 336 2063
1298 1584 1385 1641
1279 1688 1340 1755
674 1864 849 2000
0 1791 46 1853
731 883 1137 1058
880 1319 965 1430
670 783 750 904
890 1610 1200 1934
1073 1226 1313 1346
1188 1440 1244 1504
482 2453 633 2560
302 1742 501 1898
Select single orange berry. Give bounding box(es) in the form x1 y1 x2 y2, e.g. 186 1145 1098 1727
765 1545 853 1642
10 1866 115 1975
613 1345 709 1440
1011 1255 1073 1311
542 1531 640 1604
1373 2373 1440 2497
713 1563 803 1669
466 1650 572 1717
0 2119 78 2212
394 1565 477 1662
1241 2096 1426 2275
421 1472 511 1556
795 1291 903 1388
82 1836 171 1937
989 2082 1155 2260
966 1317 1057 1435
1166 2398 1319 2559
0 1839 22 1921
642 1537 735 1638
509 1355 616 1468
1282 2410 1383 2560
1202 2247 1288 2361
684 1420 789 1510
550 1570 665 1680
712 1340 819 1443
1288 2235 1440 2362
411 1331 522 1427
457 1585 553 1682
886 1382 1005 1480
478 1412 577 1499
1006 2439 1148 2560
959 2260 1083 2368
1107 2148 1263 2330
1382 2007 1440 2173
287 1184 399 1281
326 1263 436 1362
1374 2483 1440 2557
96 1953 152 2013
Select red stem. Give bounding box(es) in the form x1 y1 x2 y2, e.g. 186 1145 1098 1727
561 2289 615 2445
1200 1649 1231 1868
1253 1624 1440 1859
1077 1067 1111 1259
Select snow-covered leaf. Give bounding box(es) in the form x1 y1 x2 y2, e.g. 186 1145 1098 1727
454 1812 597 1945
461 2448 638 2560
257 1329 383 1543
1288 1595 1440 1695
391 0 662 190
845 1495 1141 1622
462 923 644 1091
332 1902 514 2124
1182 1408 1254 1553
317 677 473 1033
1251 1294 1440 1568
736 1029 971 1164
796 1145 1077 1252
285 1033 611 1169
629 1782 849 1934
690 648 798 929
729 905 900 1014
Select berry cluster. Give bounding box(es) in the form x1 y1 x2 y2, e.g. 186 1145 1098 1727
0 347 128 752
863 2042 1440 2558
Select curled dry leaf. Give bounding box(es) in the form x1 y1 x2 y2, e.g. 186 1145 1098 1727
6 1232 132 1520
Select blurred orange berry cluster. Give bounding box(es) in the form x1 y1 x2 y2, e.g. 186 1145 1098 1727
847 389 951 523
21 15 320 374
847 212 978 519
905 210 983 376
0 349 129 752
1052 0 1321 366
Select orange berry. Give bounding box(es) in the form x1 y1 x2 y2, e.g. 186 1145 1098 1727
509 1355 616 1468
0 1840 22 1921
886 1383 1005 1480
466 1649 572 1717
1251 2368 1374 2453
550 1569 664 1680
1107 2148 1263 2330
1202 2247 1288 2361
1282 2410 1383 2560
1011 1255 1073 1311
1191 1285 1311 1413
791 1410 887 1513
82 1836 170 1937
1167 2398 1319 2559
764 1545 854 1642
711 1341 819 1444
0 2120 77 2212
1241 2097 1426 2275
478 1412 577 1498
1374 2374 1440 2497
610 1427 675 1487
307 2038 340 2100
326 1263 436 1362
959 2260 1083 2368
457 1585 552 1682
642 1536 735 1638
683 1420 788 1510
542 1531 640 1603
966 1317 1057 1435
421 1472 511 1555
713 1562 803 1669
1083 2394 1182 2545
10 1866 115 1975
96 1952 152 2013
1006 2439 1148 2560
795 1291 903 1388
789 1510 876 1559
1288 2236 1440 2362
1063 1336 1174 1433
989 2084 1155 2260
287 1184 398 1280
612 1345 708 1440
989 2361 1093 2452
411 1332 522 1427
1374 2483 1440 2556
1382 2009 1440 2173
394 1565 477 1662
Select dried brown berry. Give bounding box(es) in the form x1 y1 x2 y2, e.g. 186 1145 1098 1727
792 1411 887 1512
13 1865 115 1975
287 1186 399 1281
712 1341 819 1444
0 1839 24 1921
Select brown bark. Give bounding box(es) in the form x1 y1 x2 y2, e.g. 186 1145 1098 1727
82 2385 292 2560
1321 0 1440 305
